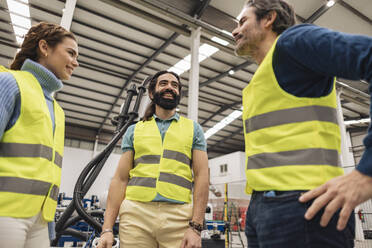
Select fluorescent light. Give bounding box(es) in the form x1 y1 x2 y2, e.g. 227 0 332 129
199 44 219 57
222 30 232 36
6 0 31 45
168 44 219 75
7 0 30 17
211 36 229 46
344 118 370 126
168 67 184 75
228 70 235 75
326 0 335 7
205 106 243 140
10 14 30 29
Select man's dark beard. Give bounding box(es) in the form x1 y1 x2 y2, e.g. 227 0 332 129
153 89 180 110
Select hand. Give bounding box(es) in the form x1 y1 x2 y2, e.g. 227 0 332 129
299 170 372 230
180 228 201 248
96 232 114 248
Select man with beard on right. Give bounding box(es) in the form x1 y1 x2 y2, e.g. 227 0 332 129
97 71 209 248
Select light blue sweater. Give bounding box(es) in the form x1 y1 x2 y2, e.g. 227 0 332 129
0 59 63 140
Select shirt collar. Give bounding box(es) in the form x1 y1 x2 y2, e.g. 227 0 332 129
153 112 180 122
21 59 63 98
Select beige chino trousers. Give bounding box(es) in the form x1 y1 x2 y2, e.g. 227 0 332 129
119 199 193 248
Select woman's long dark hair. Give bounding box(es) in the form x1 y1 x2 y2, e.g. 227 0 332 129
142 71 182 121
10 22 76 70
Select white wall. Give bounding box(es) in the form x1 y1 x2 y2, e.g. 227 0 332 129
209 151 246 185
60 146 121 199
208 151 250 200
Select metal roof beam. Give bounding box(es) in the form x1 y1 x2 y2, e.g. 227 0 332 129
200 60 253 88
201 101 241 126
193 0 211 18
338 1 372 25
100 0 190 36
305 3 331 23
208 126 244 150
129 0 234 44
60 0 76 30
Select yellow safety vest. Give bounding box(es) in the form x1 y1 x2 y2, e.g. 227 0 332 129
242 38 343 194
0 66 65 221
126 116 194 203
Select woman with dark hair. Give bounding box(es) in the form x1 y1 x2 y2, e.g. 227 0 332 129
0 22 78 247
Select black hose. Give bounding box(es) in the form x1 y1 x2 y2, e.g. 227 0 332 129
73 118 135 232
51 227 89 246
61 210 104 231
54 77 151 243
55 150 108 232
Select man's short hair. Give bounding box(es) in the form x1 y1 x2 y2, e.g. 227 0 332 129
245 0 296 34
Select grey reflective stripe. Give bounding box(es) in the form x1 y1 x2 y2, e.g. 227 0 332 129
49 185 59 201
0 176 57 198
163 150 191 167
159 172 192 190
247 148 340 170
54 152 63 168
0 143 63 167
0 143 53 161
134 155 161 167
245 105 338 134
128 177 156 187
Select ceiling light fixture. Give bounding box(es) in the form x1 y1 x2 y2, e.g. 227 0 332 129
344 118 370 126
326 0 335 7
211 36 229 46
169 44 219 75
6 0 31 45
205 106 243 140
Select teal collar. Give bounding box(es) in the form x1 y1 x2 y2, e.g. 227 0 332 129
153 112 180 122
21 59 63 98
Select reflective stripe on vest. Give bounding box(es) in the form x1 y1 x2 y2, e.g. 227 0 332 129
128 172 192 190
0 143 63 168
134 150 191 168
0 177 59 201
133 155 161 167
247 148 341 169
128 177 156 187
159 172 192 190
245 105 338 134
163 149 191 167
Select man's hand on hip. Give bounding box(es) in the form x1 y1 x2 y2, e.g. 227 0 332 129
299 170 372 230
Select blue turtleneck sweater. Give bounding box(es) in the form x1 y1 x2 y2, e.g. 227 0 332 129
0 59 63 140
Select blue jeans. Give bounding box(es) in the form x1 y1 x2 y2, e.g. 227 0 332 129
245 191 355 248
